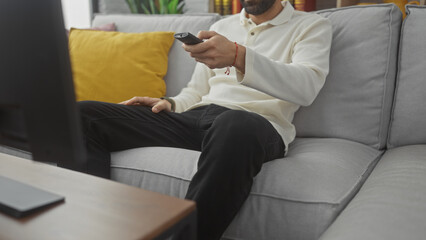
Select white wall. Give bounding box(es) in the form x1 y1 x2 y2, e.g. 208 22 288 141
184 0 211 13
61 0 92 29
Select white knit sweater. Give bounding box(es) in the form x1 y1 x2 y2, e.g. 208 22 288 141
172 2 332 150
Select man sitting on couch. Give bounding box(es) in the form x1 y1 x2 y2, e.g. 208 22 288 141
78 0 332 239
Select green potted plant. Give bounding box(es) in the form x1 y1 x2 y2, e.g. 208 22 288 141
126 0 185 14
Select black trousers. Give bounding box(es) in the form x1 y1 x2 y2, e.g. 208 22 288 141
78 101 285 240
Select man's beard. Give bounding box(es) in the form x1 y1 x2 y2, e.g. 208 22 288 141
240 0 277 15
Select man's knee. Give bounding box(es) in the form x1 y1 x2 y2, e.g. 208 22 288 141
77 100 118 130
78 101 102 117
212 110 268 141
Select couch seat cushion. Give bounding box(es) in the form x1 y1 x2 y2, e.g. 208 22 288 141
111 147 198 198
319 145 426 240
111 138 382 240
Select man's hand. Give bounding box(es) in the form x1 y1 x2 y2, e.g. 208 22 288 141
119 96 171 113
183 31 245 73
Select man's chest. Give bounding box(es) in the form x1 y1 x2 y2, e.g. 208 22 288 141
219 23 298 63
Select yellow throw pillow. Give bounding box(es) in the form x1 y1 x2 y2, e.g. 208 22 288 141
69 29 175 103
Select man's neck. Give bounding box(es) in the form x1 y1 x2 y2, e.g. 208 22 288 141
248 1 284 25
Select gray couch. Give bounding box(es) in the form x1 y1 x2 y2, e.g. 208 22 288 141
92 3 426 240
2 3 425 240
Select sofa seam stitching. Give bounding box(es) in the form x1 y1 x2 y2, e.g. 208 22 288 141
248 192 340 206
387 6 410 149
112 165 348 206
334 150 384 204
112 165 193 181
377 5 394 150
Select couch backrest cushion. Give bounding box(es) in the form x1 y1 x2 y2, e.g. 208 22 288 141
92 14 221 96
97 0 210 14
388 6 426 148
293 4 402 150
98 0 131 14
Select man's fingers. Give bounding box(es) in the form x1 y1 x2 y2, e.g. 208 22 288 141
119 96 157 106
183 42 210 54
123 97 141 105
182 31 218 54
119 97 138 105
152 100 171 113
197 31 217 40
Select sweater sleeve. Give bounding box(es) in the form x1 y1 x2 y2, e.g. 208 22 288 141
171 62 214 112
237 17 332 106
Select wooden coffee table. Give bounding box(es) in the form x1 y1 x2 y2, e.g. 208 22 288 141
0 152 196 240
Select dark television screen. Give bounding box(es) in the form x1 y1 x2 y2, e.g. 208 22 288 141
0 0 86 171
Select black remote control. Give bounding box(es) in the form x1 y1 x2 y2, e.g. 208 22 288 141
174 32 203 45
